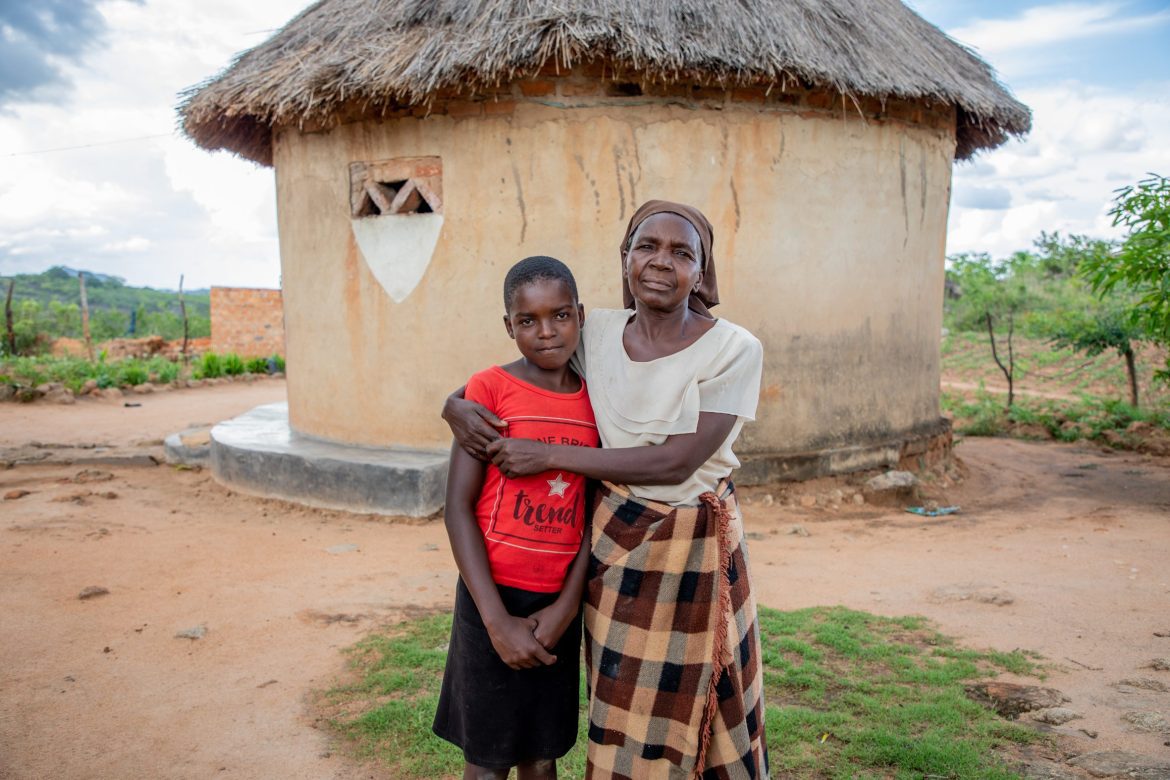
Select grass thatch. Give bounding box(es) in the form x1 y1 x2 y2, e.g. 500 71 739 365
179 0 1030 166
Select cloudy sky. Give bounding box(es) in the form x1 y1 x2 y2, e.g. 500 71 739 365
1 0 1168 290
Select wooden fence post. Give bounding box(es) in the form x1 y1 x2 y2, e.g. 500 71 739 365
179 274 189 362
4 280 15 356
79 272 94 362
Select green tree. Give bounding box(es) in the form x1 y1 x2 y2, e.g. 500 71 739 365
1050 303 1145 406
947 252 1031 407
48 300 81 338
91 309 130 341
1030 231 1114 280
12 300 49 355
1082 173 1170 380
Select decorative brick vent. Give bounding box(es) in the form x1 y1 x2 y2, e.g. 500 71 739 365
349 156 443 218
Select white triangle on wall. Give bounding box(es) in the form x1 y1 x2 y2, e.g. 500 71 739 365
350 213 444 303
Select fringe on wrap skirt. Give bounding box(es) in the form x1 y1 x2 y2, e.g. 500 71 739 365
584 481 769 779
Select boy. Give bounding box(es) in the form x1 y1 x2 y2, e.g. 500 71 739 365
432 256 597 780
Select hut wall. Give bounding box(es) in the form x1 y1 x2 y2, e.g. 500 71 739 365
272 97 955 461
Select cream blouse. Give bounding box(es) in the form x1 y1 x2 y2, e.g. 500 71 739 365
574 308 763 506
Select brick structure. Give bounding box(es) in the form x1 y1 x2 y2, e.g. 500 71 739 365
210 287 285 358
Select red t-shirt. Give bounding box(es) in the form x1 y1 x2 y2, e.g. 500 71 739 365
466 365 599 593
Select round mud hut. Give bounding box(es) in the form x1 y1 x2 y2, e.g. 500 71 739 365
180 0 1029 516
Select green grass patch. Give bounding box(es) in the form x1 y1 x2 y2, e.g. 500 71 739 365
1 351 284 392
941 333 1170 408
316 606 1043 779
943 389 1170 444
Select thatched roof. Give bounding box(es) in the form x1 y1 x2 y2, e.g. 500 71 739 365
180 0 1030 166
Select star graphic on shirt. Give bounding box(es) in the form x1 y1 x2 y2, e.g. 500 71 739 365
546 473 570 498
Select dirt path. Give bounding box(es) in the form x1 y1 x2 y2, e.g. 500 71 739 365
0 379 286 449
2 387 1168 778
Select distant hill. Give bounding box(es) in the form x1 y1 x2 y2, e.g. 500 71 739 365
52 266 126 287
2 266 211 343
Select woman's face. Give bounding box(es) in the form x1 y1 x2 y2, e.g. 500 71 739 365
623 213 703 312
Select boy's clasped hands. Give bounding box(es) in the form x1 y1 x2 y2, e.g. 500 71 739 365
484 600 575 670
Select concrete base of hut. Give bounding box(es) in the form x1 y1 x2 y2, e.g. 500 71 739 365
209 403 448 517
736 418 952 484
165 425 212 466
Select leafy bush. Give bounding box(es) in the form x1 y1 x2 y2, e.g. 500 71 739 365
246 356 269 374
117 360 149 387
195 352 223 379
148 357 180 384
271 354 285 373
222 353 246 376
942 389 1005 436
943 390 1170 444
0 353 187 392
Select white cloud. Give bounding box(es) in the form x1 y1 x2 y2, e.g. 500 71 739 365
101 236 151 252
161 138 275 244
947 81 1170 258
950 3 1170 56
0 0 302 289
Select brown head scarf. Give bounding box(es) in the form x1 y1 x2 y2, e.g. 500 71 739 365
620 200 720 315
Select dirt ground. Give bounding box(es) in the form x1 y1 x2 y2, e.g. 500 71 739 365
2 383 1168 779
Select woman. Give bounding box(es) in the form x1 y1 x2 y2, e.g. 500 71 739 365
445 200 769 779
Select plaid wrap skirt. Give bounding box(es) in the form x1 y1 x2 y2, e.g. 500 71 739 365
584 481 769 779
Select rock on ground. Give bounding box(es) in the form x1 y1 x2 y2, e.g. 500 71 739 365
863 470 919 505
865 470 918 491
965 681 1069 719
174 625 207 640
1121 711 1169 734
1019 764 1085 780
1067 750 1170 779
45 388 75 405
1033 707 1084 726
1114 677 1170 693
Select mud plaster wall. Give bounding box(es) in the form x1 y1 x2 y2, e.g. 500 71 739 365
210 287 286 358
272 96 956 455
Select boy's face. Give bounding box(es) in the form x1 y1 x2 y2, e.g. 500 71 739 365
503 278 585 370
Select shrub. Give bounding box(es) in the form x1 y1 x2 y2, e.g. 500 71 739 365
944 389 1006 436
245 356 269 374
195 352 223 379
222 353 246 376
0 354 186 393
117 360 149 387
271 354 285 373
148 357 180 384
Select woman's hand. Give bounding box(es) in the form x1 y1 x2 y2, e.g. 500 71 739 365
485 614 557 669
485 438 551 478
442 391 507 460
530 601 578 651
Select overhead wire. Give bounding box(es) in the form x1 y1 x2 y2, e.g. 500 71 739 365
4 133 175 158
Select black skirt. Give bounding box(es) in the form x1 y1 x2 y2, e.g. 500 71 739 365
432 577 582 769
